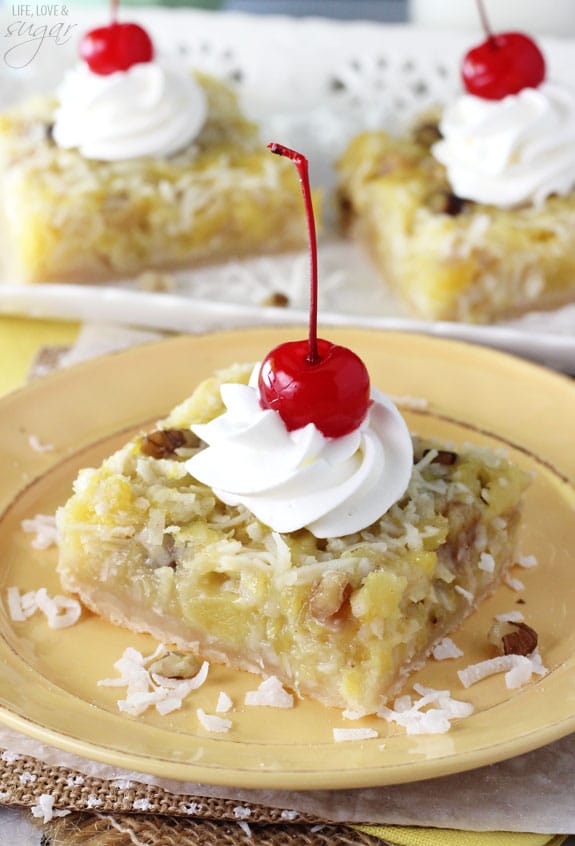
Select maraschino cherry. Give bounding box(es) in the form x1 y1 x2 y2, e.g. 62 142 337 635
258 143 371 439
462 0 545 100
79 0 154 76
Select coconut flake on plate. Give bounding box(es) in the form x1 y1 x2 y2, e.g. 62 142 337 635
378 684 474 735
342 708 367 720
431 637 463 660
494 610 525 623
333 727 379 742
21 513 58 549
98 645 209 716
6 586 28 622
28 434 55 453
244 676 294 708
516 554 538 568
34 587 82 628
7 586 81 628
458 650 547 690
505 575 525 592
197 708 232 733
215 691 233 713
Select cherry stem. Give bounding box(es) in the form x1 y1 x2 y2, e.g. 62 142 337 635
476 0 494 41
268 142 319 365
111 0 119 24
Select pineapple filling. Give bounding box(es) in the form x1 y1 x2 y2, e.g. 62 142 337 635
56 365 529 712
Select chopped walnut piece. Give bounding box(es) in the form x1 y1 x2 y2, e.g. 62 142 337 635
337 190 354 232
488 620 538 657
141 429 200 459
149 651 201 679
502 621 538 656
427 190 467 216
261 292 290 308
411 120 442 148
309 571 351 623
423 449 458 466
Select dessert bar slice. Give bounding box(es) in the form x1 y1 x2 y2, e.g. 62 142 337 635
0 75 309 285
57 364 529 713
336 125 575 323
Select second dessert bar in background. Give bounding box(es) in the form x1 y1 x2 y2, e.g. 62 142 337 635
337 3 575 322
0 11 311 285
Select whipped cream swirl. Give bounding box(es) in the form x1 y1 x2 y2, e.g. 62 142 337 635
186 366 413 538
53 60 207 160
432 82 575 208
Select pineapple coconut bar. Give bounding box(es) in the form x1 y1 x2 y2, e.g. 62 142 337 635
57 361 529 714
56 145 531 716
336 18 575 322
0 16 308 284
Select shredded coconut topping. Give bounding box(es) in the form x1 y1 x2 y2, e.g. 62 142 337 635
478 552 495 573
7 586 81 629
516 554 538 569
432 637 463 660
196 708 232 733
31 794 70 823
28 434 55 453
21 514 58 549
454 585 474 603
98 645 209 716
342 708 367 720
505 575 525 592
378 684 474 734
333 727 379 742
458 649 547 690
215 691 233 713
244 676 294 709
495 610 525 623
182 801 204 815
133 798 153 811
237 821 252 838
388 395 429 411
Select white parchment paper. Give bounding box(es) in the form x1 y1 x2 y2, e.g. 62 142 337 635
1 725 574 833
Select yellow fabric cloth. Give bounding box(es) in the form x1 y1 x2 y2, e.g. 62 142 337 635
0 316 567 846
354 825 566 846
0 316 78 397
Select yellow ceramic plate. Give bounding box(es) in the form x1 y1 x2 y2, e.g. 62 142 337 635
0 328 574 790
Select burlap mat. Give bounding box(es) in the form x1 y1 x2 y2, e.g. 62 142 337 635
2 753 386 844
40 813 386 845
